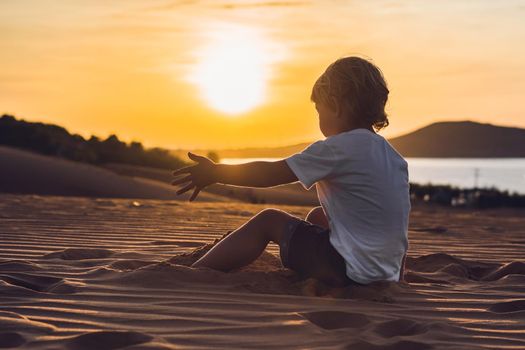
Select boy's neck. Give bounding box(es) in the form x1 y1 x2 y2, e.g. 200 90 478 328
338 124 375 134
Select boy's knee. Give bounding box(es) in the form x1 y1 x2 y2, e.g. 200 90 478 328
306 206 323 221
256 208 288 223
255 208 297 243
306 206 328 228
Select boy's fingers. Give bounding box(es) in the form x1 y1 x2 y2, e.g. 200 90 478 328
189 187 201 202
176 182 195 196
171 174 192 186
188 152 205 162
173 166 191 177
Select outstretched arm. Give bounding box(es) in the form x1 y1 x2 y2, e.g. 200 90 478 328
172 152 298 201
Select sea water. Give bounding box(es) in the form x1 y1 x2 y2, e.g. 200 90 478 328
221 158 525 195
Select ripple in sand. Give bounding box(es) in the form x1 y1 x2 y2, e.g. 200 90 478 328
108 259 155 271
43 248 115 260
344 339 434 350
66 331 152 350
404 272 450 285
0 311 56 333
411 226 448 234
148 240 178 246
174 241 206 248
300 311 370 330
374 318 429 338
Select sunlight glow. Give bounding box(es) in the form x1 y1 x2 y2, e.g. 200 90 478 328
188 24 278 116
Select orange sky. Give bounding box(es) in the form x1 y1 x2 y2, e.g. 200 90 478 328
1 1 525 149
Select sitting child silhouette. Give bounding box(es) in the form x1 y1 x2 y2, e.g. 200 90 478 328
172 56 410 287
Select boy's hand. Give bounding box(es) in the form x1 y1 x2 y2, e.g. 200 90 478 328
172 152 217 202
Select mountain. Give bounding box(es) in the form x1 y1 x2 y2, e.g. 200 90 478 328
388 121 525 157
192 121 525 159
172 143 309 159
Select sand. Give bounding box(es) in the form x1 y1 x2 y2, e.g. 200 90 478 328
1 194 525 349
0 146 227 202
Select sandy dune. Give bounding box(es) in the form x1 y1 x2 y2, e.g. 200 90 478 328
1 194 525 349
0 146 226 202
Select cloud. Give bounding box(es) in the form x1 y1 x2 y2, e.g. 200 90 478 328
138 0 307 12
216 1 309 9
140 0 199 12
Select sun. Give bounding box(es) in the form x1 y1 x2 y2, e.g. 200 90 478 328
188 25 277 116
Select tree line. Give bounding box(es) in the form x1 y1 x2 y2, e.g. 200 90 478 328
0 114 187 170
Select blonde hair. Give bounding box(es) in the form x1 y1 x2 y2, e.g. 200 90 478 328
310 56 389 131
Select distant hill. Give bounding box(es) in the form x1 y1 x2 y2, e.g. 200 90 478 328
188 121 525 159
389 121 525 157
0 114 187 169
3 115 524 161
172 143 309 159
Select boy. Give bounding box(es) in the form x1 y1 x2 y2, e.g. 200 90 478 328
172 56 410 287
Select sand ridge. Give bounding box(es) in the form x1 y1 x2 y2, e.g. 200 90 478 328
0 146 227 202
1 194 525 349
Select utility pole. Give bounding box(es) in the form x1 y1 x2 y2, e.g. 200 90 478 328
474 168 480 189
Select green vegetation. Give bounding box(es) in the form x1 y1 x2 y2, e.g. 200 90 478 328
0 114 187 169
206 151 220 163
411 183 525 208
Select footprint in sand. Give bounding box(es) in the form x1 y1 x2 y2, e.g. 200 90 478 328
0 272 77 294
0 260 42 272
374 318 429 338
488 299 525 313
66 331 152 350
300 311 370 330
406 253 500 281
406 253 465 273
480 261 525 281
0 332 26 348
438 263 469 278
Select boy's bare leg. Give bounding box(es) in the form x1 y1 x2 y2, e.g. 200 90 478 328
192 209 300 271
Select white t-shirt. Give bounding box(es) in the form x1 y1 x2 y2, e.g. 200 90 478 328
285 129 410 284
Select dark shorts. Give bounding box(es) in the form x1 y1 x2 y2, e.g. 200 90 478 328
279 220 359 287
